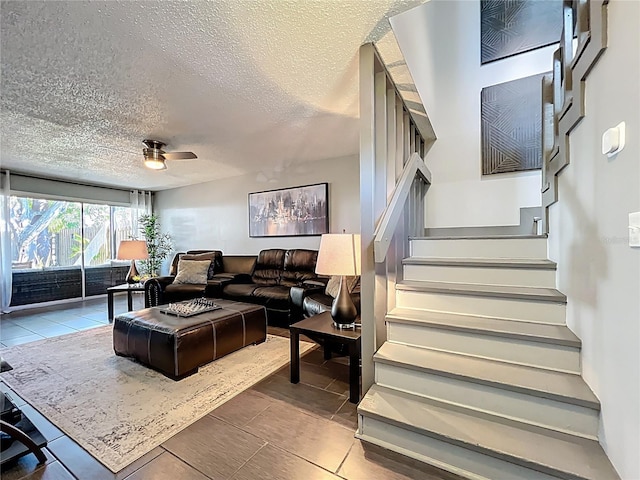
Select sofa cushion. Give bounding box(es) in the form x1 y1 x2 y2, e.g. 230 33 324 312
221 255 257 275
252 286 292 310
180 252 219 280
281 249 318 287
303 292 333 316
163 283 207 303
173 260 210 284
223 283 259 299
169 252 185 276
187 250 223 274
168 250 223 276
252 249 285 286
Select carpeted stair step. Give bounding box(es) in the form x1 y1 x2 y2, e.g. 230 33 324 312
358 385 619 480
386 308 580 372
395 280 567 324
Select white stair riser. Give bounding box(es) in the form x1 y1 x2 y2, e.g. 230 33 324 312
396 290 566 324
375 362 598 439
410 238 548 260
357 416 560 480
403 264 556 288
387 322 580 372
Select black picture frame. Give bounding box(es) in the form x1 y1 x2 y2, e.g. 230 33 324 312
248 183 329 237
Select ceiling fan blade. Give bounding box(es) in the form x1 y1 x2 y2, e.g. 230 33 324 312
163 151 197 160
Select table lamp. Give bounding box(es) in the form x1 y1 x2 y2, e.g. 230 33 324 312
116 240 149 284
315 233 361 328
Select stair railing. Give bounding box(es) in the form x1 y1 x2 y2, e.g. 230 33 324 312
541 0 609 233
374 152 431 263
359 42 435 393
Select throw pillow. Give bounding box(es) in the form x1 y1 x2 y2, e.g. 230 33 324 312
325 275 359 298
180 252 218 279
172 260 210 285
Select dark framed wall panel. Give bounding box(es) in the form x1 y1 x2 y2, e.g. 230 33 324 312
481 73 548 175
481 0 563 64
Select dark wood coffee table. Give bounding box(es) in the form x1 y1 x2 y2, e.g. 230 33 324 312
289 312 361 403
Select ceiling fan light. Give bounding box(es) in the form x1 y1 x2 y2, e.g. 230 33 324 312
144 158 166 170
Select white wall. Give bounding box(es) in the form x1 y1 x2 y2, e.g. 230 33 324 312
547 1 640 477
154 155 359 262
391 0 552 228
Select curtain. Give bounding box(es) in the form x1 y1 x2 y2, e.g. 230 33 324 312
1 171 12 312
130 190 152 238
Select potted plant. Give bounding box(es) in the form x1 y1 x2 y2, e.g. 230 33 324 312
138 214 173 277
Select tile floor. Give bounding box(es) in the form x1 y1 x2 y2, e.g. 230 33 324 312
1 294 143 347
0 295 461 480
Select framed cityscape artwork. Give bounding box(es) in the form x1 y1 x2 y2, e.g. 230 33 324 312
248 183 329 237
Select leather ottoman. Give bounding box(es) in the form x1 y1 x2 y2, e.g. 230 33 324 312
113 299 267 379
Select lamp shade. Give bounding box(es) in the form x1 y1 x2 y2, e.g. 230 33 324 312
116 240 149 260
315 234 361 276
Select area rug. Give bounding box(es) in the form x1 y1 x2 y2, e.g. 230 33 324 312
0 326 313 473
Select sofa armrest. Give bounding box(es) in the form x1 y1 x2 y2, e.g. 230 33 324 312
290 283 328 323
144 276 175 307
290 286 306 309
302 278 329 288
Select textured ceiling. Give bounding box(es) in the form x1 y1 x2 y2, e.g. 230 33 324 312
0 0 422 191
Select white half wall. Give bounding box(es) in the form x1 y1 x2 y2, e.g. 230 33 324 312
154 155 359 262
391 0 551 228
547 1 640 477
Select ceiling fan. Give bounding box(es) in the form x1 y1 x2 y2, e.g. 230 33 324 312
141 139 197 170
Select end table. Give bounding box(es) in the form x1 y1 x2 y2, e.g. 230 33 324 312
107 283 145 321
290 312 361 403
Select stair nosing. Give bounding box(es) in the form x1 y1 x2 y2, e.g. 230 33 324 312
402 257 557 270
373 344 599 409
354 432 488 480
386 310 581 347
410 234 548 240
359 385 614 480
397 280 567 303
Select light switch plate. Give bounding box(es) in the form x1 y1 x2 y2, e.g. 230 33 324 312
629 212 640 247
602 122 626 157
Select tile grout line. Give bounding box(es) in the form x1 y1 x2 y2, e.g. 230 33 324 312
334 438 358 478
226 442 269 479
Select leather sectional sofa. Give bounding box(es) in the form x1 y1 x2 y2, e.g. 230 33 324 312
144 248 328 326
144 250 255 307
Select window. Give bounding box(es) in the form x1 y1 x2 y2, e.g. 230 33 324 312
9 197 82 269
9 195 138 305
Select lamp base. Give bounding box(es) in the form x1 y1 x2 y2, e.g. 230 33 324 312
331 275 358 328
126 260 140 284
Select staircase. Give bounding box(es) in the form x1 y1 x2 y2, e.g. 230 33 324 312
357 235 620 480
